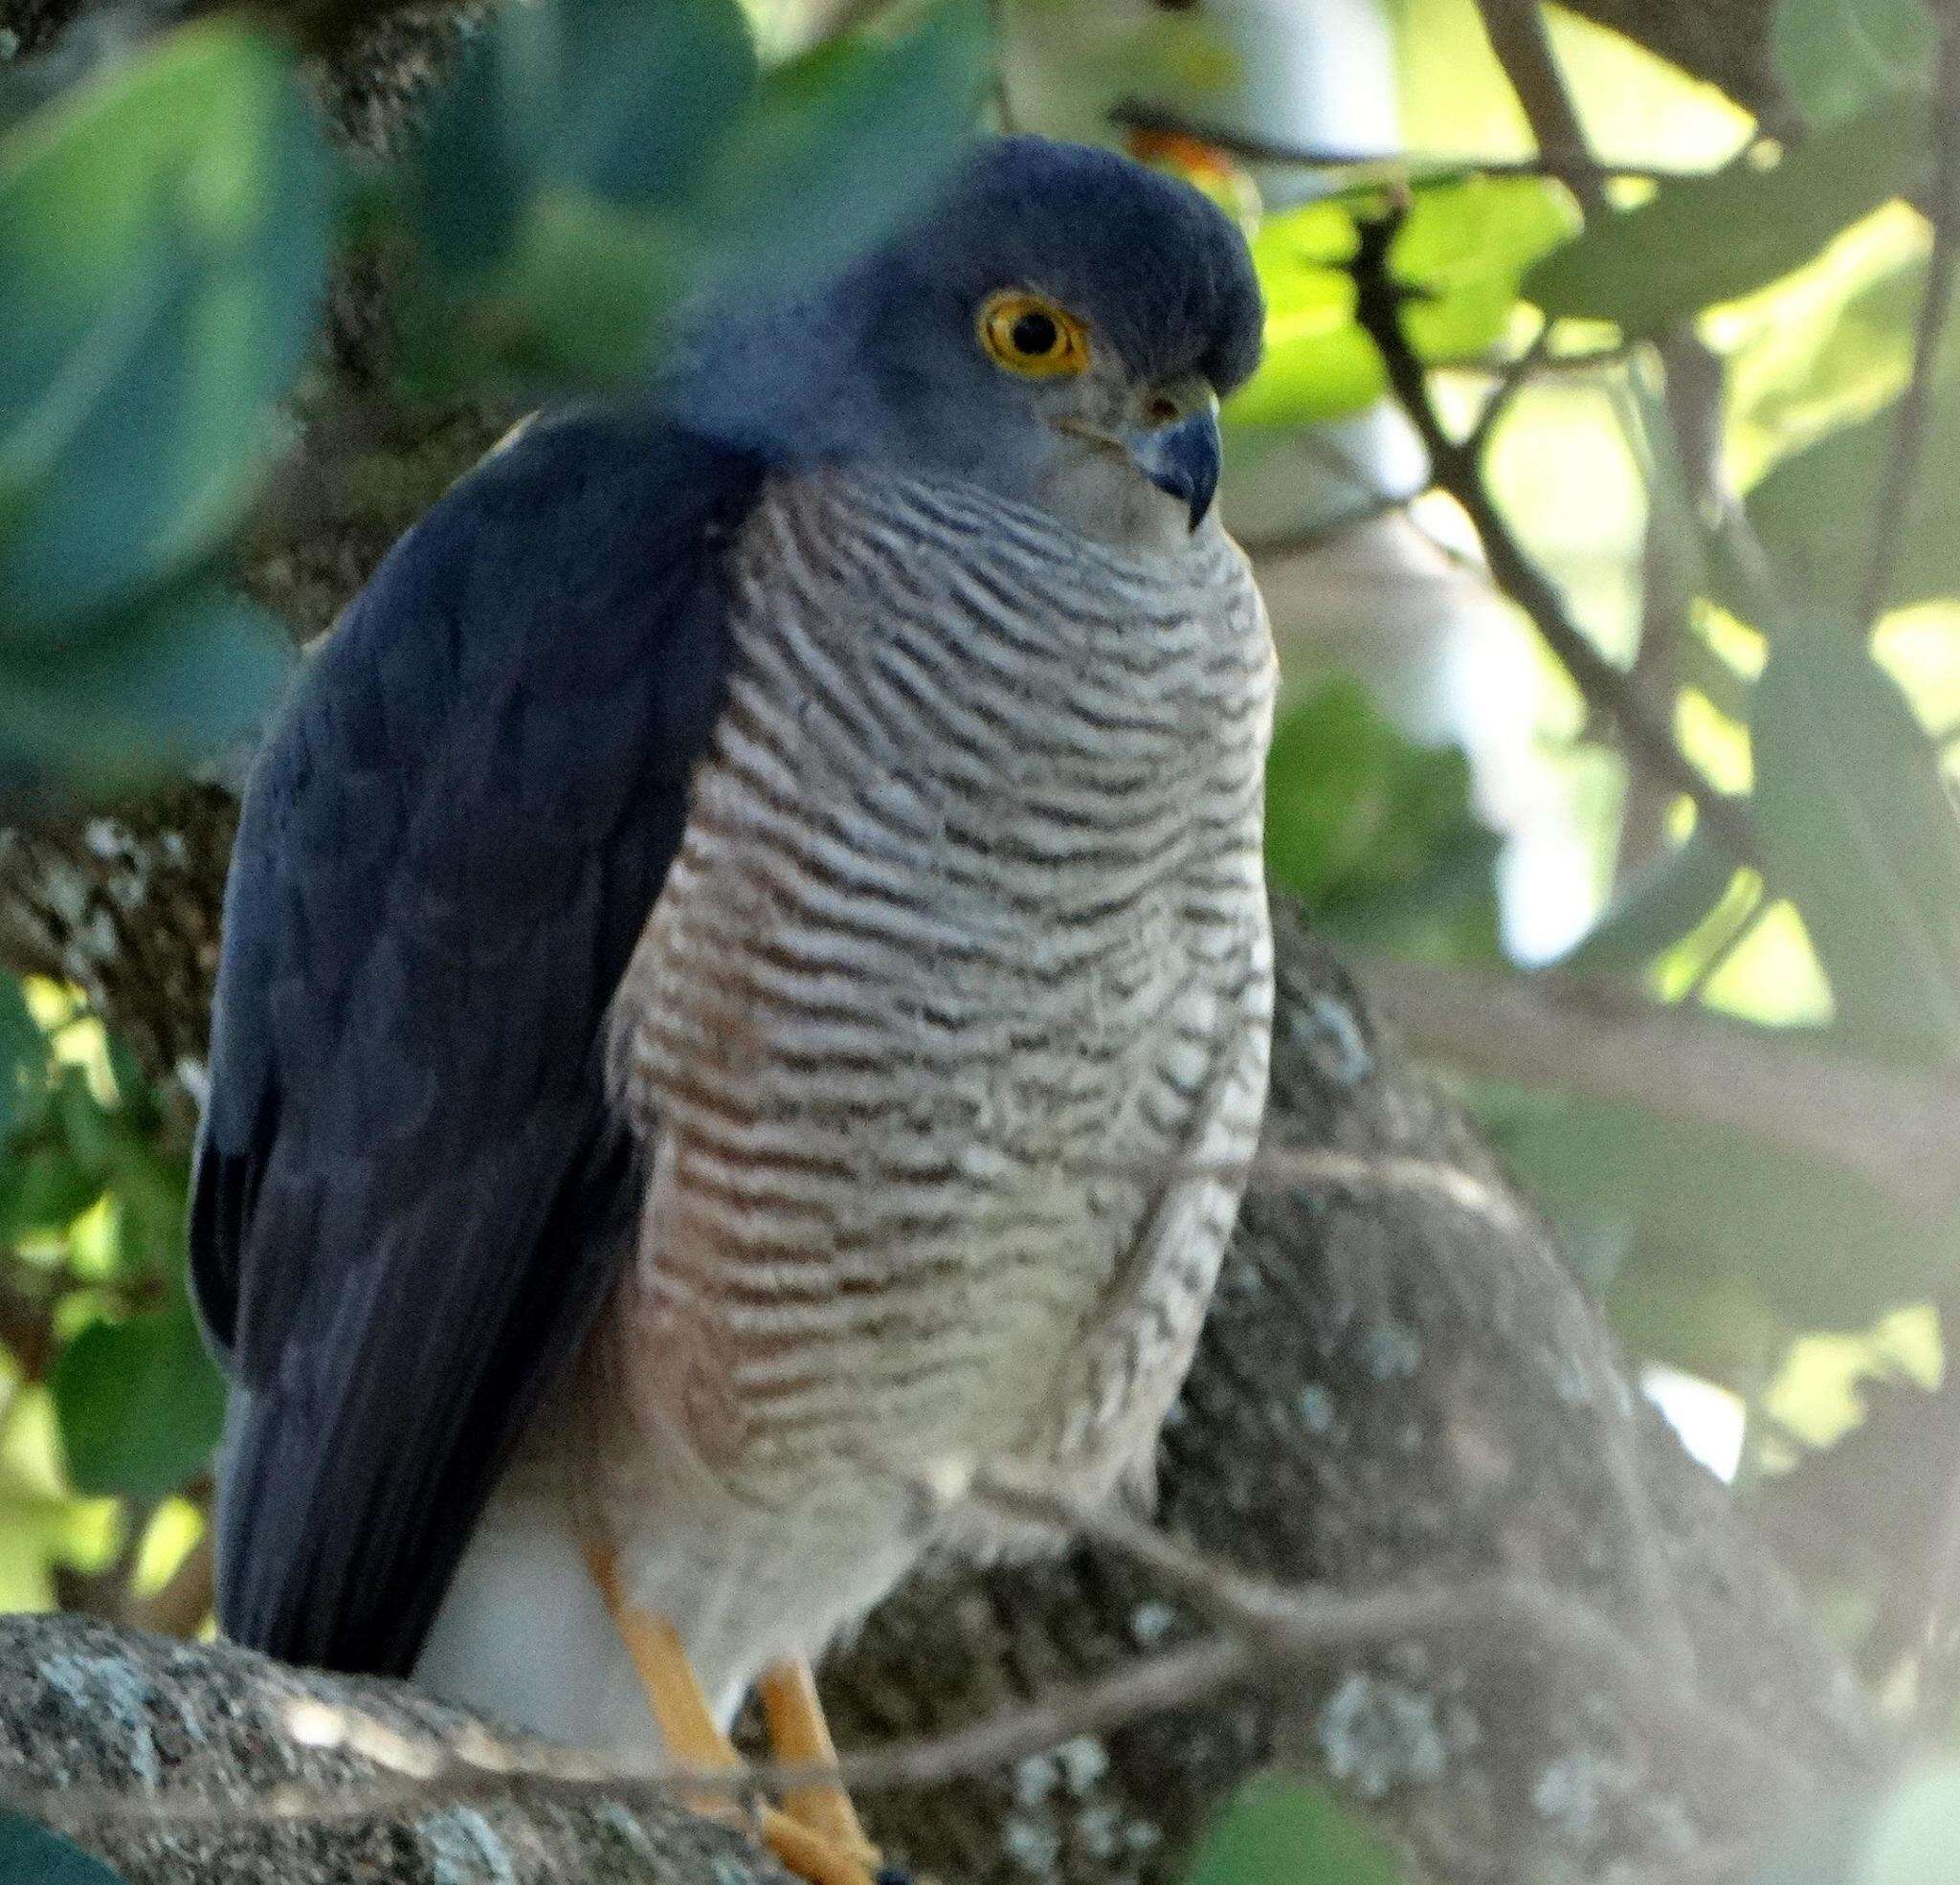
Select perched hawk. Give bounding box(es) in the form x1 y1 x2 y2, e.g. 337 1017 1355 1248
193 134 1274 1885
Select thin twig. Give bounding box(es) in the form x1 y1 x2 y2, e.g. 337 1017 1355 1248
964 1469 1804 1804
1107 100 1701 189
1465 322 1550 455
11 1519 1805 1843
1247 1142 1529 1231
1346 211 1760 867
1618 336 1721 879
1680 882 1769 1003
1858 9 1960 629
1472 0 1609 217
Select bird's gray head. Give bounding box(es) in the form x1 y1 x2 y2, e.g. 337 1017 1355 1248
674 136 1264 553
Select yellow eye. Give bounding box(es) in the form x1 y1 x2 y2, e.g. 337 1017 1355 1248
977 290 1090 378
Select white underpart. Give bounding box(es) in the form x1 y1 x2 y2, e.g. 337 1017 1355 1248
415 1502 666 1758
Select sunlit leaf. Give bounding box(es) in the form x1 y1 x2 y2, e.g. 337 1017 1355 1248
1525 98 1929 337
1233 178 1574 427
1747 315 1960 615
1186 1778 1407 1885
51 1297 224 1499
1230 199 1372 424
0 1812 127 1885
1751 617 1960 1061
1726 224 1927 485
1772 0 1935 130
1396 174 1578 358
0 18 330 632
1556 830 1740 978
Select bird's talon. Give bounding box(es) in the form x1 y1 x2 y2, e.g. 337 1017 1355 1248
759 1805 888 1885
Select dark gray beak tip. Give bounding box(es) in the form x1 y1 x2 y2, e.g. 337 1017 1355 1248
1144 410 1222 533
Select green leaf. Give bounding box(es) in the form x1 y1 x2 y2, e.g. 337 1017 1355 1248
1556 831 1741 979
413 0 757 277
685 0 990 302
3 1142 105 1238
1233 177 1575 428
1395 174 1579 359
0 972 40 1144
0 586 293 800
1186 1778 1407 1885
405 0 987 394
1524 98 1929 337
0 18 331 633
1772 0 1935 131
0 1812 128 1885
552 0 757 211
1731 252 1926 481
1746 332 1960 615
1231 201 1377 425
1751 618 1960 1062
1264 678 1501 960
1495 1092 1960 1366
51 1296 225 1498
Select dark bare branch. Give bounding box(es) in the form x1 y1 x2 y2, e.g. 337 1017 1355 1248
1346 210 1762 869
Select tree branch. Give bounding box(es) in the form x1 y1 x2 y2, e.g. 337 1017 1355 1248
0 916 1886 1885
1471 0 1609 217
1359 954 1960 1209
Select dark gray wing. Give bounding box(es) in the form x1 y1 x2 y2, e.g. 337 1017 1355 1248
190 409 765 1676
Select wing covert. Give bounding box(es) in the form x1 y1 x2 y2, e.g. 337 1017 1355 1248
189 409 765 1675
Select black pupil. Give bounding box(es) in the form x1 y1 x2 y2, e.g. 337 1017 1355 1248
1011 310 1059 356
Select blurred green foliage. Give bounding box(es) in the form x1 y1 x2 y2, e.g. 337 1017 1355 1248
0 1810 127 1885
1264 678 1500 961
1184 1777 1406 1885
0 985 211 1613
0 19 306 795
1230 174 1575 424
404 0 986 388
0 0 1958 1875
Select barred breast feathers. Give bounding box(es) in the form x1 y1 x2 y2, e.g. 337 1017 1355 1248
605 463 1274 1494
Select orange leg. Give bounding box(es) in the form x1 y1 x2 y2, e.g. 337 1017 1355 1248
758 1657 877 1858
583 1544 889 1885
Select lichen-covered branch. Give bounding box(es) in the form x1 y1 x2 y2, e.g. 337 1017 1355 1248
0 1613 791 1885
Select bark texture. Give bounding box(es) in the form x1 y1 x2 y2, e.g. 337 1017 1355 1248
0 3 1881 1883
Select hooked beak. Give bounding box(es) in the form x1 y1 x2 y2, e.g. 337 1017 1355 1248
1128 381 1222 533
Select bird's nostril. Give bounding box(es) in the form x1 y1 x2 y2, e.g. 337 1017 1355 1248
1146 394 1180 427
